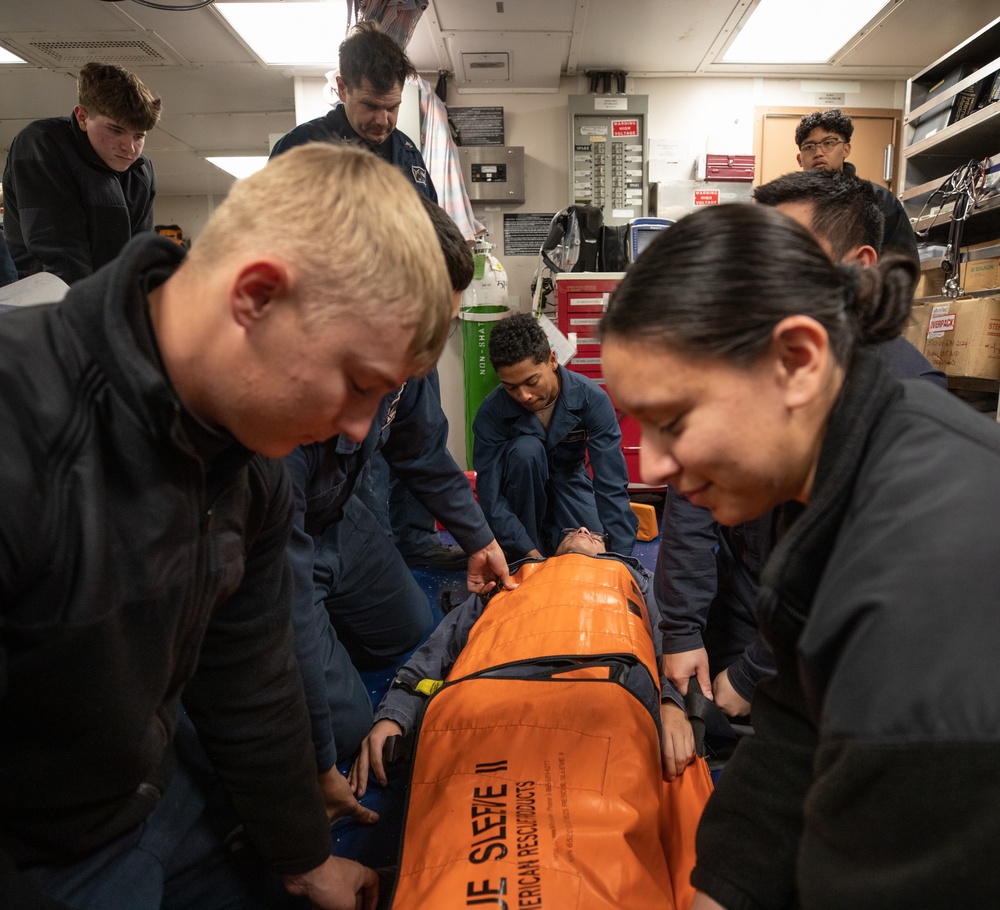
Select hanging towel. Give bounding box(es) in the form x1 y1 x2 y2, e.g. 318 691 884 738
416 75 485 241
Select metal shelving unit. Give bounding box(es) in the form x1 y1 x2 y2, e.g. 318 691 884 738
902 16 1000 420
909 192 1000 242
901 15 1000 251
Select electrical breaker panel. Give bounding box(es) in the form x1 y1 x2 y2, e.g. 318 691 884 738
568 95 649 226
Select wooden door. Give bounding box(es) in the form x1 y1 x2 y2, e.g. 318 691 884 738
754 107 903 190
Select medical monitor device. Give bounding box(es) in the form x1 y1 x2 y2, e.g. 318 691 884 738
629 217 674 263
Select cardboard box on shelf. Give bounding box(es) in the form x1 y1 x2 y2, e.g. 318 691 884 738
913 238 1000 299
964 259 999 292
903 302 933 353
922 296 1000 379
914 265 946 299
962 239 1000 292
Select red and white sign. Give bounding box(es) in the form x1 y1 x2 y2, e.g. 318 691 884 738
928 313 956 334
612 119 639 138
694 189 720 206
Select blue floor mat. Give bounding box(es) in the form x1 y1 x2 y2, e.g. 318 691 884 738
330 562 454 870
330 530 664 871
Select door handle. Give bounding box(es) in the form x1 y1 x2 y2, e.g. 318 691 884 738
884 144 894 184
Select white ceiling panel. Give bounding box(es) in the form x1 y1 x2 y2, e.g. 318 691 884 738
0 0 127 34
0 67 77 120
1 31 189 70
149 148 245 194
435 0 579 33
579 0 740 74
447 30 570 92
144 63 294 114
159 108 294 150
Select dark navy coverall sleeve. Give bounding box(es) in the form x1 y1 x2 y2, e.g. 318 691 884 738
373 593 483 735
655 487 720 654
381 371 494 555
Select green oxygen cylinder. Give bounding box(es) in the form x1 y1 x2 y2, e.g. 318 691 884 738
460 238 510 469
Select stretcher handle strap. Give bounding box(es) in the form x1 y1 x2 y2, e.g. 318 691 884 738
684 677 738 757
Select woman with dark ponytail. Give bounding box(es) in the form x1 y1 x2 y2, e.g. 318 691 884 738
601 203 1000 909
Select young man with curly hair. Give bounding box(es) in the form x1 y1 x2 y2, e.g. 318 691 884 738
473 312 638 561
794 108 918 262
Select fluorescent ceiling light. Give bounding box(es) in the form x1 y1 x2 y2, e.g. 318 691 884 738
722 0 888 63
0 47 27 64
206 156 270 178
217 1 350 66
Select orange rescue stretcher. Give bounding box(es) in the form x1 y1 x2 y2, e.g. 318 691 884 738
387 554 714 910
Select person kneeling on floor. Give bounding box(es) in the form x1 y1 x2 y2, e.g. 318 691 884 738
473 313 639 562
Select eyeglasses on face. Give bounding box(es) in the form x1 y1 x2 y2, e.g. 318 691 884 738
799 137 845 154
560 528 610 547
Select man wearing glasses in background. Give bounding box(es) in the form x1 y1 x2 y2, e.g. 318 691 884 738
795 108 919 262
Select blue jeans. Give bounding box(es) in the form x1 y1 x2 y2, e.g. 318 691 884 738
22 745 300 910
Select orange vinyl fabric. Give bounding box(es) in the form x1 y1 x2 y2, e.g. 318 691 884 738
630 501 660 542
389 556 713 910
448 554 660 686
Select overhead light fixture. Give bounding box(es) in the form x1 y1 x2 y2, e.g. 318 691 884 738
206 156 270 178
0 47 27 64
216 1 350 66
722 0 888 63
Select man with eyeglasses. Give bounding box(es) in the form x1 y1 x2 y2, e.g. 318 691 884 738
795 108 918 262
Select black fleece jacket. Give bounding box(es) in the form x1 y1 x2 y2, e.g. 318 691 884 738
0 235 330 908
2 112 155 284
693 351 1000 909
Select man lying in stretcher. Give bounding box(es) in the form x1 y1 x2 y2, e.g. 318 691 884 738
349 526 698 794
